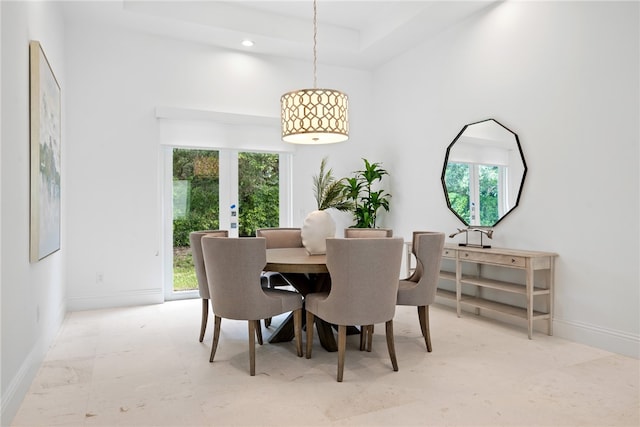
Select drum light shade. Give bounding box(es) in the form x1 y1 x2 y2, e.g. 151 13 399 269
280 0 349 144
281 88 349 144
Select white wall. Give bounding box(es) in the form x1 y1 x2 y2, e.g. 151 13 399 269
374 1 639 357
63 22 375 311
0 1 67 424
1 1 638 424
0 0 3 418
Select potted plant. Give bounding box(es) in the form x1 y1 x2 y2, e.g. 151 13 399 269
343 158 391 228
301 157 353 254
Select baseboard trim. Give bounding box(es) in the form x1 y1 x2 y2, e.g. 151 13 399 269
1 298 66 425
1 339 41 426
553 317 640 359
66 288 164 311
435 297 639 358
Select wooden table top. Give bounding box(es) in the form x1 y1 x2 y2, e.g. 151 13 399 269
265 247 328 274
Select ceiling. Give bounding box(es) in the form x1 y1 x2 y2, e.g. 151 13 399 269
61 1 498 70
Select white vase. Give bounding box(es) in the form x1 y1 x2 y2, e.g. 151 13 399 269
301 210 336 255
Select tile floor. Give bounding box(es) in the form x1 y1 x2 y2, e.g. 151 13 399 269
12 300 640 426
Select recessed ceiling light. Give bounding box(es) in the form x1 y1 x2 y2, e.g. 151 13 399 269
241 40 254 47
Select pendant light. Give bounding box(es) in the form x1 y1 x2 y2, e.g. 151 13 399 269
280 0 349 144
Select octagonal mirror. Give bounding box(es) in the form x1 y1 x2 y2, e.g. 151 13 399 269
441 119 527 227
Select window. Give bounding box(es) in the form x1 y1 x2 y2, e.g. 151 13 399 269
444 162 505 226
165 147 289 298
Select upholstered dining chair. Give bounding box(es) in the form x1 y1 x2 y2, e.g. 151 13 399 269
256 227 303 327
343 227 394 351
305 237 404 382
343 228 393 238
189 229 228 342
201 236 303 376
256 227 303 249
256 227 303 287
397 231 445 352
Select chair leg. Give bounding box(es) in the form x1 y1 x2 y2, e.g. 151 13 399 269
360 325 374 351
418 305 432 352
293 309 303 357
248 321 256 376
385 320 399 372
199 299 208 342
261 275 272 328
209 315 222 363
305 310 314 359
337 325 347 382
255 320 263 345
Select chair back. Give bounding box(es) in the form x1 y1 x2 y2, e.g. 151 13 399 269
402 232 445 305
344 228 393 238
323 237 404 326
189 230 228 298
202 236 283 320
256 228 303 248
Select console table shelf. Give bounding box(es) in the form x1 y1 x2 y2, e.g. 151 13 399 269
460 276 549 295
435 288 456 300
437 244 557 339
439 271 456 282
459 297 550 319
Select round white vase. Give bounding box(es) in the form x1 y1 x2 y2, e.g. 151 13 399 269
301 210 336 255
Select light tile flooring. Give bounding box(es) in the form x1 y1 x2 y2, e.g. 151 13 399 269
12 300 640 426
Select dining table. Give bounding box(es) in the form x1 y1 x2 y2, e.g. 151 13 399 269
264 247 348 352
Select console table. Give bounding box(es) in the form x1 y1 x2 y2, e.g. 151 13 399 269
436 244 558 339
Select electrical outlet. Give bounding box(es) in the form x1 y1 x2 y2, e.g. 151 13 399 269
96 272 104 284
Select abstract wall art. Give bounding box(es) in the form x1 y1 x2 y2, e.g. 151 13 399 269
30 40 61 262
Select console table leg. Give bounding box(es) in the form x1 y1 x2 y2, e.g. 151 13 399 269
549 260 555 336
527 266 534 339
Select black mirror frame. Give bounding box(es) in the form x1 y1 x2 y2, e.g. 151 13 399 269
441 119 528 228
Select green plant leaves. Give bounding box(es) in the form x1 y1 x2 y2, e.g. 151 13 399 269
344 158 391 228
313 157 353 211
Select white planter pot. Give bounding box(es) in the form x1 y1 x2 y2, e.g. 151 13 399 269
301 210 336 255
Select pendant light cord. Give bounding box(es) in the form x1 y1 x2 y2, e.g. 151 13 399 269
313 0 318 88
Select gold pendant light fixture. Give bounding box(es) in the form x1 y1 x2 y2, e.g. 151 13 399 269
280 0 349 144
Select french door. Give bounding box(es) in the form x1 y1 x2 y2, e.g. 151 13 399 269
163 147 292 300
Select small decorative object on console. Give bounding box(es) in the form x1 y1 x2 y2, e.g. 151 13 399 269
449 227 493 248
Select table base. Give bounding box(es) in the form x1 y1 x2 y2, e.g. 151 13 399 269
266 272 358 352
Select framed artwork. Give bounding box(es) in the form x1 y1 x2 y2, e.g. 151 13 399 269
30 40 61 262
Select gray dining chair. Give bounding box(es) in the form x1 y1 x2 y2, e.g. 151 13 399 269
398 231 445 352
256 227 303 327
255 227 303 288
201 236 303 376
343 227 394 351
343 228 393 238
256 227 303 249
189 229 229 342
305 237 404 382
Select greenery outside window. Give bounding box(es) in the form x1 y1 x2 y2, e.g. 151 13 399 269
444 162 505 226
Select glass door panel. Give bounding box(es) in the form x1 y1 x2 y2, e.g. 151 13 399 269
478 164 499 226
172 148 219 292
237 152 280 237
